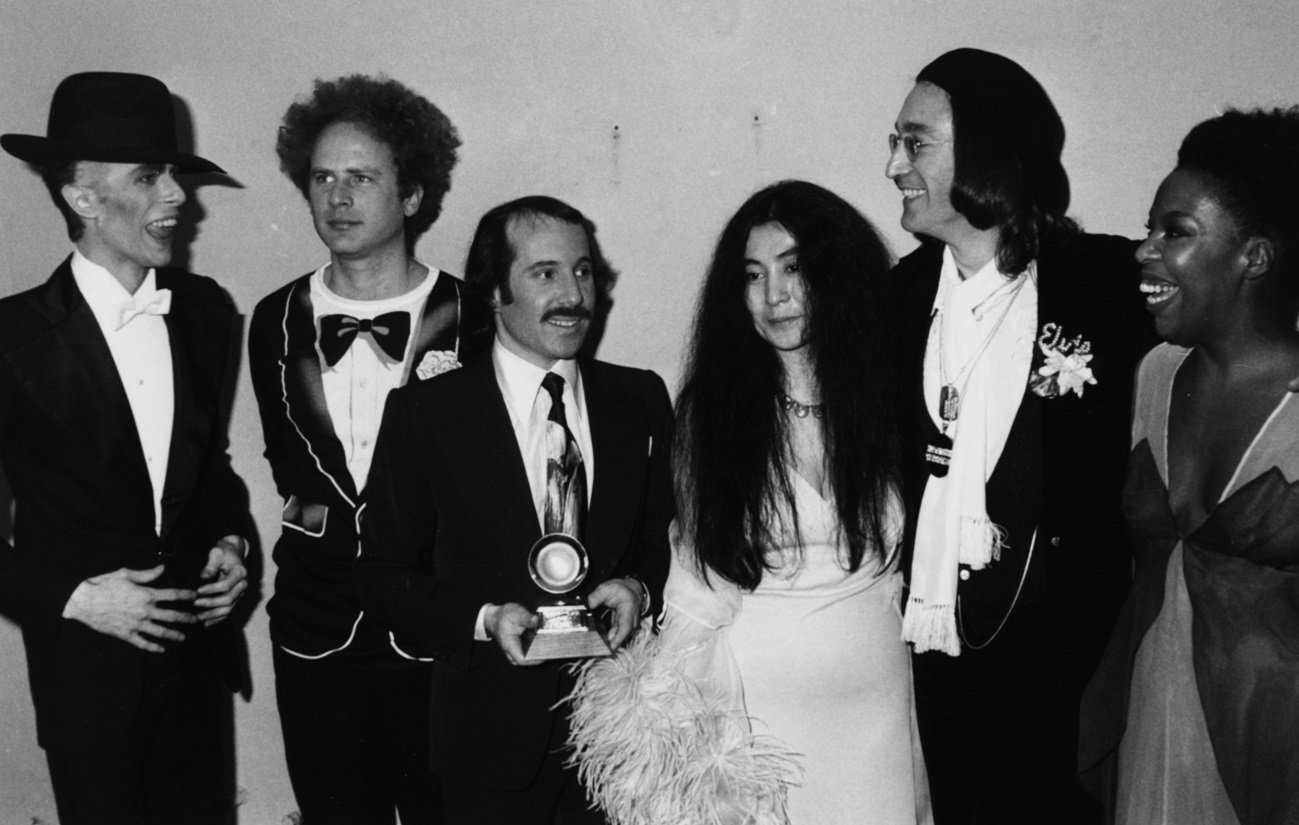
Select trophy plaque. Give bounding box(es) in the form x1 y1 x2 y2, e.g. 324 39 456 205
520 533 612 661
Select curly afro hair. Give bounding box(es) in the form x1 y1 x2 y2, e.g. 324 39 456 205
276 74 460 242
1177 106 1299 288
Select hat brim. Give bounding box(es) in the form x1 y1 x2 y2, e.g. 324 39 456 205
1 133 225 175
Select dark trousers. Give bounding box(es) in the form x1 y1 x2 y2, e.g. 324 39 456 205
913 601 1102 825
45 639 235 825
441 704 605 825
274 647 441 825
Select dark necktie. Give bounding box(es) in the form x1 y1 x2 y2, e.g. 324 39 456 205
318 312 411 367
541 372 587 539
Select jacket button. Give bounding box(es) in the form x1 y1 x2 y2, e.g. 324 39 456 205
1050 536 1061 548
959 569 971 581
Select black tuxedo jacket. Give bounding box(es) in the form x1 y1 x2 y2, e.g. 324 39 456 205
0 258 246 751
248 269 464 660
891 232 1156 664
357 352 674 790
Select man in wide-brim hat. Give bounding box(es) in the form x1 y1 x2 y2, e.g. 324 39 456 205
0 72 250 825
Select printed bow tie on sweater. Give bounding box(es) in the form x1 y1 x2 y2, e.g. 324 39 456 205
115 288 171 330
318 312 411 366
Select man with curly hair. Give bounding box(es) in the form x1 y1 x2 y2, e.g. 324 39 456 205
249 73 469 824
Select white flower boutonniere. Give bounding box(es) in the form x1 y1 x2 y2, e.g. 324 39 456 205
1029 323 1096 398
415 349 461 381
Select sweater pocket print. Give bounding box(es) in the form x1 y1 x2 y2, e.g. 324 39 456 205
282 494 329 538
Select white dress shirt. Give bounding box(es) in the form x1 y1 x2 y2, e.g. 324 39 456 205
474 338 595 640
491 339 595 518
311 264 438 491
922 246 1038 471
71 250 174 535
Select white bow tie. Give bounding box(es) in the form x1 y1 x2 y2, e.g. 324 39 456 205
116 288 172 330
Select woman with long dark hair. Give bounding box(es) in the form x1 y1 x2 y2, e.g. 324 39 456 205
570 180 930 824
1080 107 1299 824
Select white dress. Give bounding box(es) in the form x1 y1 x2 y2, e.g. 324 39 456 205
569 477 932 825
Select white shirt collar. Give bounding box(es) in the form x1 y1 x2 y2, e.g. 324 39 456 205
942 247 1006 307
491 337 581 429
310 261 439 314
70 250 162 333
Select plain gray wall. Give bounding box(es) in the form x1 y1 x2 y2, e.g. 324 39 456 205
2 0 1295 821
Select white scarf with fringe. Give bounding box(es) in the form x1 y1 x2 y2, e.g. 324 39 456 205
902 250 1037 655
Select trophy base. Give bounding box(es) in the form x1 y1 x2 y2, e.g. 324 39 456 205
520 603 612 662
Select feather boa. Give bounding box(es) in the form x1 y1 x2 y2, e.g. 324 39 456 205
566 629 802 825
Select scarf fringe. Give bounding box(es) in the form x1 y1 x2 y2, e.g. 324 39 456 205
566 630 802 825
901 598 961 656
957 515 1007 570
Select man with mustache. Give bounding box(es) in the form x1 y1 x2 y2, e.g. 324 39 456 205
358 196 673 825
248 74 469 824
0 72 249 824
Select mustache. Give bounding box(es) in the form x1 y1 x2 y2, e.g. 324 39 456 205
542 306 593 322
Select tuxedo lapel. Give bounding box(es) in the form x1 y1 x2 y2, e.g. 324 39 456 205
1032 245 1096 481
1033 258 1062 471
157 270 226 538
406 272 462 380
582 365 646 561
279 276 358 505
14 261 155 525
902 255 943 484
454 357 541 551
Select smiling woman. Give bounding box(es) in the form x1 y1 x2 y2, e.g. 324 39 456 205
1081 106 1299 825
1135 167 1259 346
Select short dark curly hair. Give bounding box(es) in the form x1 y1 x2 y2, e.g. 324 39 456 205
1177 106 1299 292
276 74 460 243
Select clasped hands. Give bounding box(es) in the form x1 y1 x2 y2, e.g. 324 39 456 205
485 577 644 667
61 535 249 653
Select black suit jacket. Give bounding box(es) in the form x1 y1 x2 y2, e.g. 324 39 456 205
0 258 246 751
357 352 674 790
248 269 464 660
891 232 1156 664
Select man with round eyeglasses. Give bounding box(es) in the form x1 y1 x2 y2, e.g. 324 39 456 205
884 48 1155 824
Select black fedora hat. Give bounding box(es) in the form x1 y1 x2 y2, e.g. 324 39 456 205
1 72 224 174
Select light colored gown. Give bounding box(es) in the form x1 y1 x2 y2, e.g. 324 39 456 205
570 475 931 825
723 475 931 824
1081 344 1299 825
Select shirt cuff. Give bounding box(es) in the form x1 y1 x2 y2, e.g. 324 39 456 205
474 604 493 642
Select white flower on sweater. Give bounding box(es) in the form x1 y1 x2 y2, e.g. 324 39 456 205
414 349 461 381
1029 323 1096 398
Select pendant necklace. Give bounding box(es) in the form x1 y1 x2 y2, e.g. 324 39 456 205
926 275 1026 477
781 393 824 419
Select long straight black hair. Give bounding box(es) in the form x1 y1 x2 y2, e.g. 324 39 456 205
674 180 901 589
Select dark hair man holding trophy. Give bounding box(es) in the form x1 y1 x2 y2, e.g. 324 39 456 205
358 195 673 825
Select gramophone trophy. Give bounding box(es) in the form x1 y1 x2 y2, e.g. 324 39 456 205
520 533 612 662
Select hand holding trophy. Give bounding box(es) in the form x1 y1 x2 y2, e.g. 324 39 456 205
520 533 612 661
